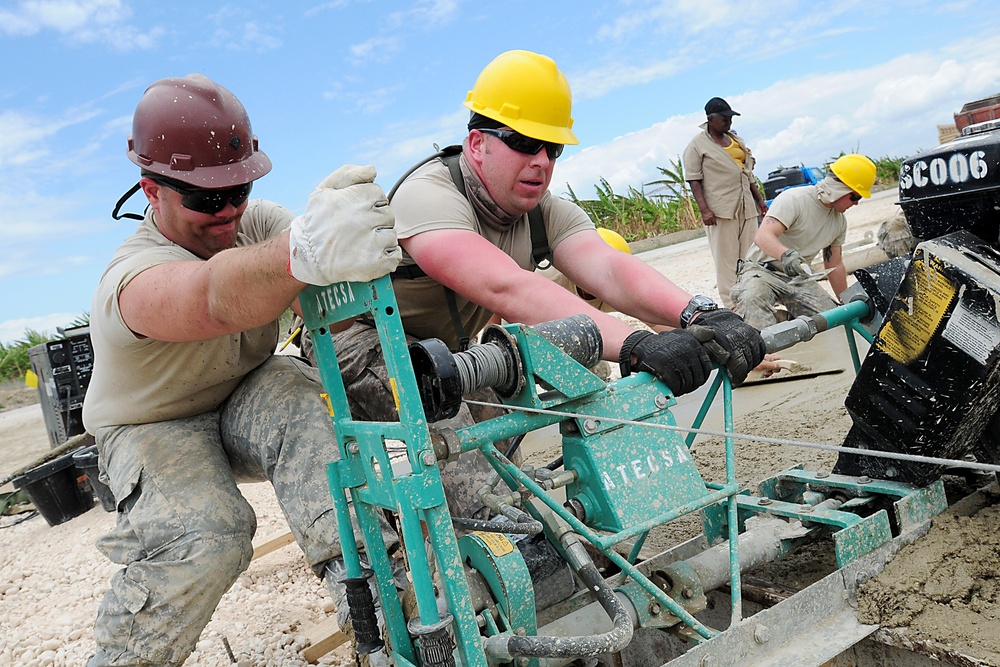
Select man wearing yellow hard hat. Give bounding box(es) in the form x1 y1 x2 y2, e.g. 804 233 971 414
329 50 766 517
731 154 877 328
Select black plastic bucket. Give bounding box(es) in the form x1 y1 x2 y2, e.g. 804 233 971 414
12 452 95 526
72 445 116 513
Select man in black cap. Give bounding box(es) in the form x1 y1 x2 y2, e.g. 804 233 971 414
683 97 768 308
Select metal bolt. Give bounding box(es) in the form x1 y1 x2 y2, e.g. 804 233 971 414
758 497 772 506
799 504 814 513
654 395 670 409
701 656 717 667
681 587 695 599
517 659 530 667
857 475 872 485
648 602 661 616
754 625 771 644
420 450 437 466
815 471 830 479
347 442 360 455
583 419 599 434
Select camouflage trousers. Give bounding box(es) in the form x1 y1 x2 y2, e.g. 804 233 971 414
88 355 370 666
329 321 517 521
730 261 839 330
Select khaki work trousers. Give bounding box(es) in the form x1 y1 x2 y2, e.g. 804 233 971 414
730 262 839 330
705 214 759 309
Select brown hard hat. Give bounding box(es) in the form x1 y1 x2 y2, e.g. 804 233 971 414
127 74 271 188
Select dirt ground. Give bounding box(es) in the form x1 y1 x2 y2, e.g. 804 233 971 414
3 189 989 666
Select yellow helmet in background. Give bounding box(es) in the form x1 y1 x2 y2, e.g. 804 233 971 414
464 50 579 145
596 228 631 254
830 154 877 199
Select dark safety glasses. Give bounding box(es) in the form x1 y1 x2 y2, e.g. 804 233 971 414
148 175 253 214
849 193 862 202
479 128 564 160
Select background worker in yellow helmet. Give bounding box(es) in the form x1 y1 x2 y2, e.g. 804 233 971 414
730 153 877 328
329 49 766 525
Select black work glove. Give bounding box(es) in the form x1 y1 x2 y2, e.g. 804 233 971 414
619 330 712 397
686 309 766 386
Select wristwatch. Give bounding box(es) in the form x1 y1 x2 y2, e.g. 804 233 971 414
679 295 719 328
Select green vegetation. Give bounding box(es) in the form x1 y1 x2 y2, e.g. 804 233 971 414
0 330 52 383
0 313 89 383
564 157 701 242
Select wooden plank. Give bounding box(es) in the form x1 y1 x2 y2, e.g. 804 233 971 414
302 617 349 663
251 530 295 560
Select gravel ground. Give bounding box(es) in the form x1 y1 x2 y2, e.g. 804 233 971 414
1 189 938 667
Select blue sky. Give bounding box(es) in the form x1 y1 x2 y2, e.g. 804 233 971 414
3 0 1000 345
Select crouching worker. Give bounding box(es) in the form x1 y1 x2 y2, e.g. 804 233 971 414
731 153 876 329
82 74 400 666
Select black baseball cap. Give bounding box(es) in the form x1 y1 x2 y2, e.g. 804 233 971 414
705 97 740 117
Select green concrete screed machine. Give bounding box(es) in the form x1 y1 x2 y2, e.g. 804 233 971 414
299 275 950 667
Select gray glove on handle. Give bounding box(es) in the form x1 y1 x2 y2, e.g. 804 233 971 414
288 165 402 285
779 249 810 277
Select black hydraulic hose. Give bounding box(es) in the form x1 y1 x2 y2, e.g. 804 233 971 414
545 455 564 471
483 562 632 660
503 433 525 459
451 516 543 535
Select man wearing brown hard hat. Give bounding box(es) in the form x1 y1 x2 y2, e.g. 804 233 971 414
83 74 400 666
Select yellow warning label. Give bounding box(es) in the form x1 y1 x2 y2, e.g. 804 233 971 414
320 393 334 417
390 377 401 413
876 254 956 364
475 531 515 556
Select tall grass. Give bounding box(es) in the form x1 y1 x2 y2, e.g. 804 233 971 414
564 157 701 242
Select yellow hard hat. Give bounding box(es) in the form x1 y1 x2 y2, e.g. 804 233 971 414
596 228 631 254
464 50 579 145
830 154 876 199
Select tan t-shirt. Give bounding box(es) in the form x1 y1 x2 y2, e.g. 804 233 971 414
745 185 847 264
390 158 595 350
83 200 294 431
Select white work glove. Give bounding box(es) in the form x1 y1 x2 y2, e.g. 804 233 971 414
288 165 402 285
779 249 811 278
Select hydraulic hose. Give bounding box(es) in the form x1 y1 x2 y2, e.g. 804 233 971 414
451 516 543 535
482 561 633 660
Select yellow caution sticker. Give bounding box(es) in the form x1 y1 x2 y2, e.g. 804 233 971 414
475 531 515 556
320 393 334 417
24 369 38 389
390 377 401 413
876 254 956 364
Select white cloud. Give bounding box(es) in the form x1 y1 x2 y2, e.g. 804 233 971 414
348 35 402 63
0 314 81 346
555 41 1000 197
0 0 158 49
387 0 460 29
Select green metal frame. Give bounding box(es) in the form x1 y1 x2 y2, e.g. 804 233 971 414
300 283 932 666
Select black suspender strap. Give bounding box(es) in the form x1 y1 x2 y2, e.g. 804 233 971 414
389 146 550 351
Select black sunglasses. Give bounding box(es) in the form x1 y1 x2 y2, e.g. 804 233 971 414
479 128 564 160
849 193 862 202
148 175 253 214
